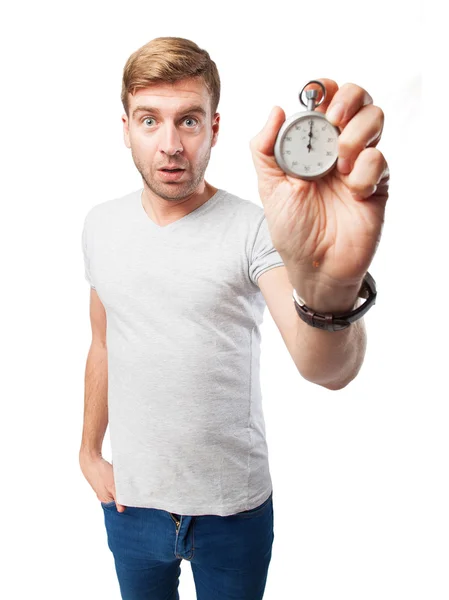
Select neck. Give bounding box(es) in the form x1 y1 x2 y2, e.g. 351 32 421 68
141 180 218 226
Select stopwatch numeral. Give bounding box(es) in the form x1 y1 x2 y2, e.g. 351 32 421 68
327 137 335 142
292 161 298 166
317 162 323 167
326 151 333 156
286 136 292 141
304 165 311 172
308 119 313 125
322 125 328 130
284 150 291 155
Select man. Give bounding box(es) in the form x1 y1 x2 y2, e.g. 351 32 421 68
79 36 389 600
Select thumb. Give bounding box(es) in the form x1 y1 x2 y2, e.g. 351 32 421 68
250 106 286 158
112 485 126 512
250 106 287 190
113 491 126 512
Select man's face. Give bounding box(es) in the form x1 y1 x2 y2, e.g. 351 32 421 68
122 78 219 201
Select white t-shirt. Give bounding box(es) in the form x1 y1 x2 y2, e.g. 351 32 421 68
82 187 285 516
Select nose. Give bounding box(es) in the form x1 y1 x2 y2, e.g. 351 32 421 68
159 123 183 157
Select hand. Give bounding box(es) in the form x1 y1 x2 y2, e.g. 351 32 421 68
79 453 126 512
249 78 390 310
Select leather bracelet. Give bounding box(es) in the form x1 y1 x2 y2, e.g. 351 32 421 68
292 271 377 331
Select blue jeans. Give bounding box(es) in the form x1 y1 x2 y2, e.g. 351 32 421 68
101 491 274 600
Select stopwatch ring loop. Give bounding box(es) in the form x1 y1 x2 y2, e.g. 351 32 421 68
299 80 326 108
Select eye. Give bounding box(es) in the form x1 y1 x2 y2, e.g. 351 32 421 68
183 117 198 128
142 116 199 128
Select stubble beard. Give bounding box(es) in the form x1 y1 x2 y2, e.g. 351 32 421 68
132 144 212 202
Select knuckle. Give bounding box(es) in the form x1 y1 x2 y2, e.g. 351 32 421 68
365 147 384 165
349 180 365 193
337 139 354 160
345 82 368 102
340 82 356 92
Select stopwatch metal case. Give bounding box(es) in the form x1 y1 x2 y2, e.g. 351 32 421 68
274 80 341 181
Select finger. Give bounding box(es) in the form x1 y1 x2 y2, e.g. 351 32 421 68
304 79 339 111
112 487 126 511
324 82 374 130
336 104 385 174
340 148 389 199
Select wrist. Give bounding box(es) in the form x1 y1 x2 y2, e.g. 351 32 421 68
285 264 364 315
293 285 361 315
79 448 103 462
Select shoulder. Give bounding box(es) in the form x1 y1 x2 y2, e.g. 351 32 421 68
220 189 265 223
83 188 139 227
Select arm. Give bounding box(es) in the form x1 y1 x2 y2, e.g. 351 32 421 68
78 289 125 510
79 287 108 462
258 266 367 390
293 300 367 390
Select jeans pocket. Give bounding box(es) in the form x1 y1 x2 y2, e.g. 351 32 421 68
101 500 116 508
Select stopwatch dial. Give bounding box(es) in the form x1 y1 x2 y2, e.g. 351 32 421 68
280 115 339 178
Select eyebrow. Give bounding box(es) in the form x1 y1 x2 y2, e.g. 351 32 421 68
132 104 207 120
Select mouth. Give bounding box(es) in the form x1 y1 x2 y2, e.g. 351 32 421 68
159 165 186 171
158 168 186 181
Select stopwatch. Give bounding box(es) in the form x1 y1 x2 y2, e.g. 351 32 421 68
274 80 341 181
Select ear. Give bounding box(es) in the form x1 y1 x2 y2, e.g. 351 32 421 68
122 114 131 149
211 112 220 148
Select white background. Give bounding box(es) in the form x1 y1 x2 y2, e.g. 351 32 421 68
2 1 446 599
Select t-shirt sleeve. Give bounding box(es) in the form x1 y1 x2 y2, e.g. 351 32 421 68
82 216 96 289
248 214 285 287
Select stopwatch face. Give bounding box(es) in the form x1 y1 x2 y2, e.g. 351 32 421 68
274 111 340 180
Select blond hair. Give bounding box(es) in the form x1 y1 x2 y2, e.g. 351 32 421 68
121 37 221 119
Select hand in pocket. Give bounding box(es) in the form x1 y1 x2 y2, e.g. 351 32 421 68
79 454 126 512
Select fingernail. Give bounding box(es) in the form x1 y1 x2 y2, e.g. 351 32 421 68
327 102 344 124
